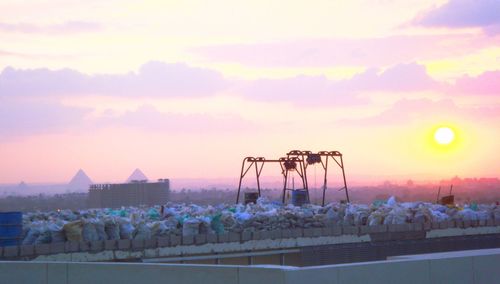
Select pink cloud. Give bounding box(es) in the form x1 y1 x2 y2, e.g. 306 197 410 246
414 0 500 35
239 63 438 106
0 61 228 98
0 101 91 138
339 98 500 126
335 63 439 92
0 21 102 35
193 34 498 67
452 71 500 95
0 100 254 139
100 105 255 133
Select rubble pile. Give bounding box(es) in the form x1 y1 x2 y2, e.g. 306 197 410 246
20 197 500 245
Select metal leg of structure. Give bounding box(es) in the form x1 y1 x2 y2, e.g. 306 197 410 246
322 157 329 207
254 162 261 197
340 155 349 203
282 169 289 204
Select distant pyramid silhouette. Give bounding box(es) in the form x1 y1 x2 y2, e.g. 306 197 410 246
18 181 28 190
68 169 93 190
126 168 148 182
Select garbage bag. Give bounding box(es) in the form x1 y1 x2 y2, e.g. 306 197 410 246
147 208 160 220
105 219 121 240
63 221 83 242
49 223 66 243
458 209 478 221
82 220 99 242
387 196 397 207
326 208 341 225
22 227 40 245
119 221 136 240
367 212 384 226
210 214 225 234
383 208 407 225
34 226 51 244
182 218 200 236
93 220 107 241
134 222 152 240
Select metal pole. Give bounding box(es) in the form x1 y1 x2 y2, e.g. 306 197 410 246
322 156 328 206
236 159 247 204
282 169 289 204
340 155 349 203
255 161 261 198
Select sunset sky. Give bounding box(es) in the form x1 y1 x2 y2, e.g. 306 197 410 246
0 0 499 185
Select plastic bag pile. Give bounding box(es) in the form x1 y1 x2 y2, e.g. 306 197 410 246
20 197 500 245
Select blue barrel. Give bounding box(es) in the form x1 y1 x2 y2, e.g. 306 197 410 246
0 212 23 247
291 189 309 207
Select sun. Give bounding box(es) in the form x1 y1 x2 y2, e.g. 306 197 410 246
434 127 455 145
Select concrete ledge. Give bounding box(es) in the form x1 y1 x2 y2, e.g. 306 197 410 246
342 225 359 235
303 228 314 237
218 233 230 243
2 246 19 257
65 241 79 253
241 231 252 242
117 240 131 250
229 232 240 242
170 235 181 246
145 238 157 249
181 235 194 246
207 234 217 243
105 240 117 250
157 237 169 247
20 245 34 257
291 229 303 238
131 239 144 250
35 244 50 255
50 243 66 254
195 234 207 245
79 241 90 252
4 248 500 284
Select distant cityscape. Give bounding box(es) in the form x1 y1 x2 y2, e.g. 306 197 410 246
0 167 498 212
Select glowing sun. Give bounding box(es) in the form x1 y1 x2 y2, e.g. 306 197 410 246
434 127 455 145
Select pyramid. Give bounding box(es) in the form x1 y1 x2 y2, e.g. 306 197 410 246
18 181 28 190
68 169 93 190
126 168 148 183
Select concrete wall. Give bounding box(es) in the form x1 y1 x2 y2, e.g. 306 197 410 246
1 248 499 284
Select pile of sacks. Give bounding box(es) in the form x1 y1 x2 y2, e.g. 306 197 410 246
20 197 500 245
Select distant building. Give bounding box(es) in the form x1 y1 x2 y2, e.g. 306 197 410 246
88 179 170 208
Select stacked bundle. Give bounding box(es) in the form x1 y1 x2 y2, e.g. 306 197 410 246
20 198 500 245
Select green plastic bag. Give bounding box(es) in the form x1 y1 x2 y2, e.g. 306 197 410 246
148 208 160 220
210 214 225 234
470 203 478 211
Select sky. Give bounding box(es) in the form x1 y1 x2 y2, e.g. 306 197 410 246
0 0 499 185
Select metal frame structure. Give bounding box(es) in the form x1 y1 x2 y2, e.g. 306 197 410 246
286 150 349 206
236 150 349 206
235 156 308 204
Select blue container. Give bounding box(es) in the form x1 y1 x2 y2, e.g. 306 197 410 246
0 239 19 247
0 212 22 225
291 189 309 207
0 211 23 247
